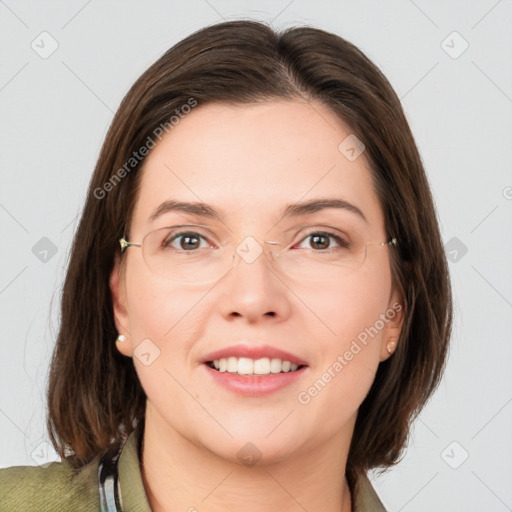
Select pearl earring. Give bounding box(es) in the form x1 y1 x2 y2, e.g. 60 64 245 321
386 340 397 355
116 334 126 343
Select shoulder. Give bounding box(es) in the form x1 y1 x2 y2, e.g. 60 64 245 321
0 457 100 511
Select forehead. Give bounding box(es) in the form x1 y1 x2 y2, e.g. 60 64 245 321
131 100 384 234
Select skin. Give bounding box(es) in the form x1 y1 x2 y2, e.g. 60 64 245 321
110 99 404 512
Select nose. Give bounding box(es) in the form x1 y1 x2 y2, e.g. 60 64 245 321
217 237 292 323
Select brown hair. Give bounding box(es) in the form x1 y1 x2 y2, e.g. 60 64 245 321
47 19 452 487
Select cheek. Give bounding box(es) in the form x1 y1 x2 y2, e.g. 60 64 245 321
297 274 390 431
310 263 392 351
124 264 214 373
299 265 391 405
123 270 207 403
125 261 198 338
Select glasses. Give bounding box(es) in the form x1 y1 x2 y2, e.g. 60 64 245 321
119 224 397 286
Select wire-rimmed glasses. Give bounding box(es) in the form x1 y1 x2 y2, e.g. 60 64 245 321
119 223 397 286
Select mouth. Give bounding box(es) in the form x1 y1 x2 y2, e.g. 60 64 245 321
204 357 307 377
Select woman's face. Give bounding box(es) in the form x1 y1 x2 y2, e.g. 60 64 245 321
111 99 404 464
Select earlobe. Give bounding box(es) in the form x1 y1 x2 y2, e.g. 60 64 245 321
379 290 406 362
110 254 133 357
384 338 398 357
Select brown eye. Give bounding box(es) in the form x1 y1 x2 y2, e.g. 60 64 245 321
165 231 207 251
309 233 330 250
298 231 350 251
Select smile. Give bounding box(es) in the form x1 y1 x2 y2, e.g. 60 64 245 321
206 356 305 376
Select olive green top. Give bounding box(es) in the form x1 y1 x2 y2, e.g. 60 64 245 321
0 426 386 511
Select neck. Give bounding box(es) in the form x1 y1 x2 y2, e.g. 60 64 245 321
140 404 354 512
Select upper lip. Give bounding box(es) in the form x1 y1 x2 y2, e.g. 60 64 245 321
201 343 308 366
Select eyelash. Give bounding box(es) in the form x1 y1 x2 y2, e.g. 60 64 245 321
164 229 350 252
295 231 350 251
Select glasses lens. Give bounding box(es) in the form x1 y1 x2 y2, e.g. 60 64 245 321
142 226 235 285
271 231 368 282
140 226 386 285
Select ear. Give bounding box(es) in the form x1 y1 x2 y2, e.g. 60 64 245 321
110 252 134 357
379 287 406 362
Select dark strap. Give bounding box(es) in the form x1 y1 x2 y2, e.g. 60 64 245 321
98 447 123 512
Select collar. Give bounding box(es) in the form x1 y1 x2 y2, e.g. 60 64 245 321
117 423 152 511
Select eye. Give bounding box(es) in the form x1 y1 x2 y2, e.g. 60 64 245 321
295 231 350 251
164 231 212 251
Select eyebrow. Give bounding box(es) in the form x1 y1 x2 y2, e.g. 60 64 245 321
149 198 367 224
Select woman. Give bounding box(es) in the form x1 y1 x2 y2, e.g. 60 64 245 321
0 19 452 511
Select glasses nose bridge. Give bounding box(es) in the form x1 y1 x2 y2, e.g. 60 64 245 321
263 238 281 253
262 238 286 265
222 236 288 282
231 235 285 266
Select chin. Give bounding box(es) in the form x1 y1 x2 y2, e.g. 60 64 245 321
205 435 303 468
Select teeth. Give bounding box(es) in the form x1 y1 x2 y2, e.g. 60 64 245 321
270 358 282 373
227 356 238 372
211 357 300 375
238 357 253 375
254 357 270 375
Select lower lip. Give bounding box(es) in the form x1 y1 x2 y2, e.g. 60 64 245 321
202 363 308 396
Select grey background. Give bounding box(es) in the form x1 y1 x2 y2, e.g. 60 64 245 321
1 1 511 510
